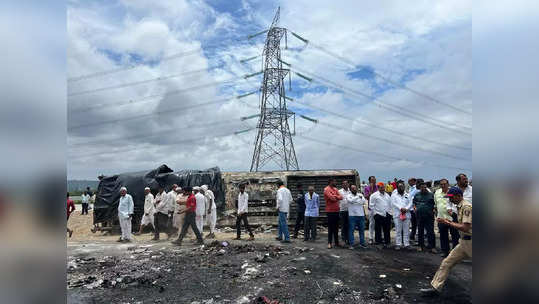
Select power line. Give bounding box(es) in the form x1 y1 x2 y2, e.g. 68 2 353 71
296 134 471 172
67 33 265 83
67 64 225 97
68 77 243 113
68 119 240 147
68 97 230 131
314 120 469 161
69 131 238 159
290 66 472 135
290 100 471 151
288 30 472 116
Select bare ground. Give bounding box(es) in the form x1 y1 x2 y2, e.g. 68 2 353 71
67 211 471 304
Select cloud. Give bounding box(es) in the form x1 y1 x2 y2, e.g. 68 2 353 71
68 0 472 182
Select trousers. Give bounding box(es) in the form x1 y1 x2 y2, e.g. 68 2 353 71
368 211 375 241
154 212 171 239
277 212 290 241
82 203 89 215
394 215 411 247
374 213 392 245
294 211 305 236
176 212 203 242
439 213 460 254
195 214 204 233
236 213 254 238
327 212 340 245
207 208 217 233
304 216 317 240
119 216 132 240
340 211 349 242
410 210 417 240
431 239 472 290
417 210 435 249
348 216 365 246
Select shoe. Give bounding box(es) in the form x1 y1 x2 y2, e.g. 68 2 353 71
327 244 333 249
234 237 241 240
303 239 309 242
151 237 159 241
133 232 140 236
248 235 255 241
349 246 354 250
292 235 298 239
171 239 182 246
281 240 291 243
368 240 374 245
420 288 440 297
404 246 411 250
417 247 423 252
206 233 215 239
196 240 204 245
275 237 282 241
395 246 401 251
359 244 367 249
430 248 438 254
117 238 123 242
124 239 132 243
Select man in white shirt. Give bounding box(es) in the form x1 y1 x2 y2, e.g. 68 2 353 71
338 181 351 245
117 187 134 242
456 173 472 204
165 185 178 235
276 180 293 243
347 185 367 249
153 186 171 241
194 187 206 234
201 185 217 239
391 181 413 249
370 182 392 247
137 187 155 235
236 184 254 240
81 191 90 215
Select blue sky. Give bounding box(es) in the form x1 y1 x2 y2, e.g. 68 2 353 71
67 0 472 182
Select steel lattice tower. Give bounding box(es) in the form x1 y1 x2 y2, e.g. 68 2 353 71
250 7 299 172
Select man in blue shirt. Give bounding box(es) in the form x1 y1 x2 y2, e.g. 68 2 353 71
304 186 319 242
117 186 134 243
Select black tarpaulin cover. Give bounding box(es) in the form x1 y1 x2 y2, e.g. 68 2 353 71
94 164 225 224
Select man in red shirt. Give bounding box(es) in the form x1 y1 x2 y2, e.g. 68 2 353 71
67 192 75 238
171 187 204 246
324 178 343 249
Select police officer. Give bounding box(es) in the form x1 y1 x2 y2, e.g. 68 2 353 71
421 186 472 296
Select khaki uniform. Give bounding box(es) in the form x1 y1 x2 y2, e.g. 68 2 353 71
431 199 472 291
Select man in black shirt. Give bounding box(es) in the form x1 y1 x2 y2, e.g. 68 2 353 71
293 184 306 239
413 182 437 253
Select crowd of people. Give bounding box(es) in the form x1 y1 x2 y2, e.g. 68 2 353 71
67 173 472 297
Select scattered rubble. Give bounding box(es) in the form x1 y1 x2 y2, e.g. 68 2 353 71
68 240 471 303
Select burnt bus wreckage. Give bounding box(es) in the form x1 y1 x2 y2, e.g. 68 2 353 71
92 164 359 233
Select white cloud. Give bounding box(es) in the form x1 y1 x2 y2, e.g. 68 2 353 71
67 0 472 182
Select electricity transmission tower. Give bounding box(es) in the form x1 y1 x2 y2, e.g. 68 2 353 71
250 7 299 172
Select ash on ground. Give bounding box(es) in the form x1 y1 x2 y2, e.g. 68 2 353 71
67 238 471 304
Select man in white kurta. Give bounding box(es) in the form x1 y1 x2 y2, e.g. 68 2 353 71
201 185 217 238
391 181 413 249
194 187 206 233
138 187 155 234
117 187 134 242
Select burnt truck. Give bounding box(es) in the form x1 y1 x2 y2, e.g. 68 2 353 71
92 165 359 232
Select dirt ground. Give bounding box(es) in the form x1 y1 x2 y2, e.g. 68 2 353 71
67 210 472 304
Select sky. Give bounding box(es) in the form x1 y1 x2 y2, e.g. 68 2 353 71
67 0 472 182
